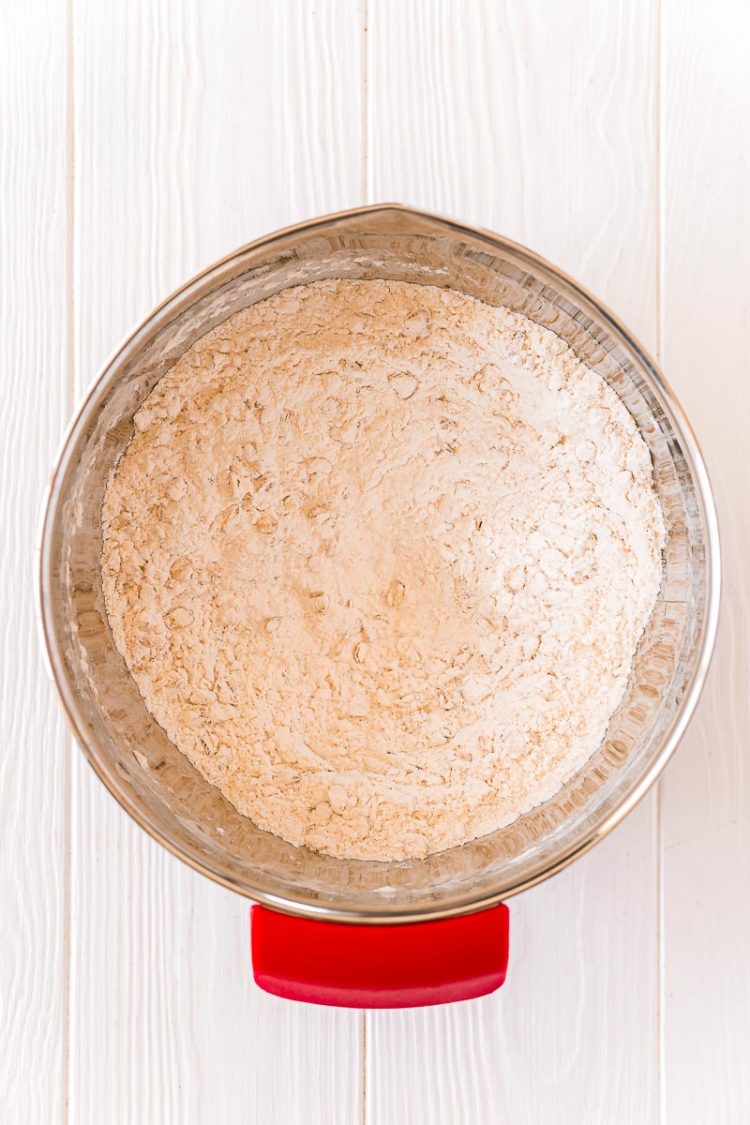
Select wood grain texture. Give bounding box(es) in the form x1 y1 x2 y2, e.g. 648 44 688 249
367 2 661 1121
367 0 659 336
0 1 70 1122
70 2 364 1121
660 0 750 1120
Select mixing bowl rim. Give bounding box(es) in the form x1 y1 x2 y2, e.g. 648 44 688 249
37 202 721 924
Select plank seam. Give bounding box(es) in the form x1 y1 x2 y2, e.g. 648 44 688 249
362 0 371 203
63 0 76 1119
360 1011 367 1125
656 0 666 1120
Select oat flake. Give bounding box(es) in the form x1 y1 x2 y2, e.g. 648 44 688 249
101 280 665 861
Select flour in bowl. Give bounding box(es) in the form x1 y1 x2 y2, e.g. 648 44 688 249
101 280 665 861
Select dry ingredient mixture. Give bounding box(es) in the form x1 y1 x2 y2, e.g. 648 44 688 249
101 280 665 862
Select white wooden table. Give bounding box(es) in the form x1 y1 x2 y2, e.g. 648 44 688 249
2 2 748 1121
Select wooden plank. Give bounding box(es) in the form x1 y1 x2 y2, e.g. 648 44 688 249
70 2 364 1121
660 1 750 1120
0 1 70 1122
366 2 661 1120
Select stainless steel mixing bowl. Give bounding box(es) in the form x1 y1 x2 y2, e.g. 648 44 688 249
38 204 720 923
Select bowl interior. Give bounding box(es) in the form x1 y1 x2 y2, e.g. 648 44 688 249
41 207 714 920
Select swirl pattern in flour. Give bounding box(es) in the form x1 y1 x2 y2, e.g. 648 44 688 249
101 280 665 861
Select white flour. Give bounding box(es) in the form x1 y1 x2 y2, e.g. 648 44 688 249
101 280 665 861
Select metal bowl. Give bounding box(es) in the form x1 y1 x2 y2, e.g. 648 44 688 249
38 204 720 923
